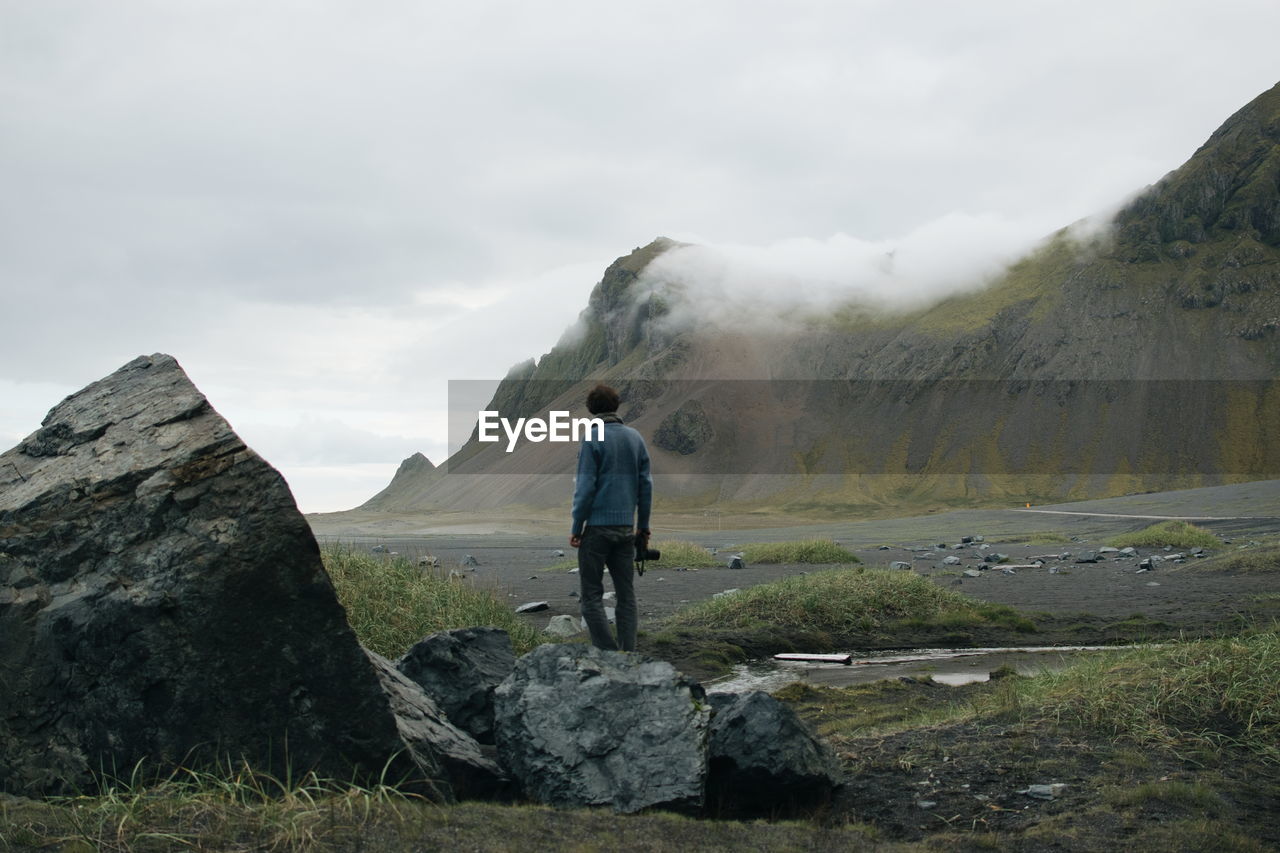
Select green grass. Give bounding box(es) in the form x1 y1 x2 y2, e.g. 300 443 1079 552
739 539 861 565
1197 540 1280 574
544 540 720 571
0 760 428 852
984 630 1280 760
1107 520 1220 550
2 790 888 852
663 568 1033 635
322 544 544 658
650 540 720 568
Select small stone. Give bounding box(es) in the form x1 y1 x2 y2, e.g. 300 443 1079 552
961 536 973 544
917 800 937 809
462 555 480 566
727 556 745 570
890 561 912 570
515 601 549 613
603 591 616 602
963 569 982 578
1146 581 1160 586
942 555 961 566
553 549 565 557
544 615 581 637
1074 551 1099 563
1021 783 1067 800
878 545 891 551
713 589 742 598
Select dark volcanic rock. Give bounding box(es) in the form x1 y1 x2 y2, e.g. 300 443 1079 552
366 649 508 799
706 690 841 815
395 627 516 745
652 399 714 455
493 644 710 813
0 354 499 798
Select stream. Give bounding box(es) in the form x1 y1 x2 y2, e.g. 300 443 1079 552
705 645 1121 694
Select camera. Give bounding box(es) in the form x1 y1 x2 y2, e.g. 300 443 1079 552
635 533 660 576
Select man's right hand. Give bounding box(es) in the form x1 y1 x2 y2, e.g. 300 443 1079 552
570 534 582 549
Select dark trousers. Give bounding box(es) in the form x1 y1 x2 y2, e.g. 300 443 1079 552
577 525 638 651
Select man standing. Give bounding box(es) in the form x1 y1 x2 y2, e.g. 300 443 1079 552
569 384 652 652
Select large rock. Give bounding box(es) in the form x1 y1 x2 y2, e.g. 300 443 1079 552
366 649 508 799
707 690 842 814
0 354 499 798
493 644 710 813
395 627 516 745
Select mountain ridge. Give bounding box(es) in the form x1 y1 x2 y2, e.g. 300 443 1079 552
361 82 1280 516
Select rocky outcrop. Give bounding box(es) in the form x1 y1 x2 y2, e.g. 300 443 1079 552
493 644 710 813
652 399 714 455
0 354 499 798
395 627 516 745
706 690 842 815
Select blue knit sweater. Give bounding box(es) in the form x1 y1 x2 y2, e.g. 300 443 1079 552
570 415 652 536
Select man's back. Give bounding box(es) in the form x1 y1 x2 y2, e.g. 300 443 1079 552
571 417 652 535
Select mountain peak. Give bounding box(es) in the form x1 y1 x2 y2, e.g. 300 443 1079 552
1115 81 1280 255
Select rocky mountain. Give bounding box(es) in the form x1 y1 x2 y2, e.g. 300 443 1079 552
363 82 1280 516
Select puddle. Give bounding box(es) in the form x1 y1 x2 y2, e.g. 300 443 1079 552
706 646 1120 694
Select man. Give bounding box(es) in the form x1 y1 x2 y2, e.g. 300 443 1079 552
569 384 652 652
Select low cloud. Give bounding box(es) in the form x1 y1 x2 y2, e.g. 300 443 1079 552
638 212 1057 328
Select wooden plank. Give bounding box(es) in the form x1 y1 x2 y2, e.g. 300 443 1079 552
773 653 853 665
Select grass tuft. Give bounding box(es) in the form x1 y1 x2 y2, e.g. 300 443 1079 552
1107 520 1220 550
664 568 1032 635
984 630 1280 760
1196 540 1280 574
322 543 544 658
739 539 861 565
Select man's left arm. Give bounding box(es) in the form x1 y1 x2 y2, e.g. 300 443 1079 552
636 438 652 536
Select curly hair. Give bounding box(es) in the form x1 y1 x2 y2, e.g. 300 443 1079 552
585 383 620 415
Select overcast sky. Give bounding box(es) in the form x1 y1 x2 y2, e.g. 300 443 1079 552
2 1 1278 513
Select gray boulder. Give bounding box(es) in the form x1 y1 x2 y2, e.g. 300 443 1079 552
727 556 745 570
544 614 582 637
889 561 912 570
395 627 516 745
366 650 508 799
1074 551 1100 563
707 691 841 814
0 354 499 798
942 555 961 566
493 644 710 813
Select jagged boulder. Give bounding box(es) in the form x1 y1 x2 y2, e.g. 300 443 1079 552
395 627 516 745
653 399 714 455
365 650 509 799
706 690 842 814
0 354 501 798
493 644 710 813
